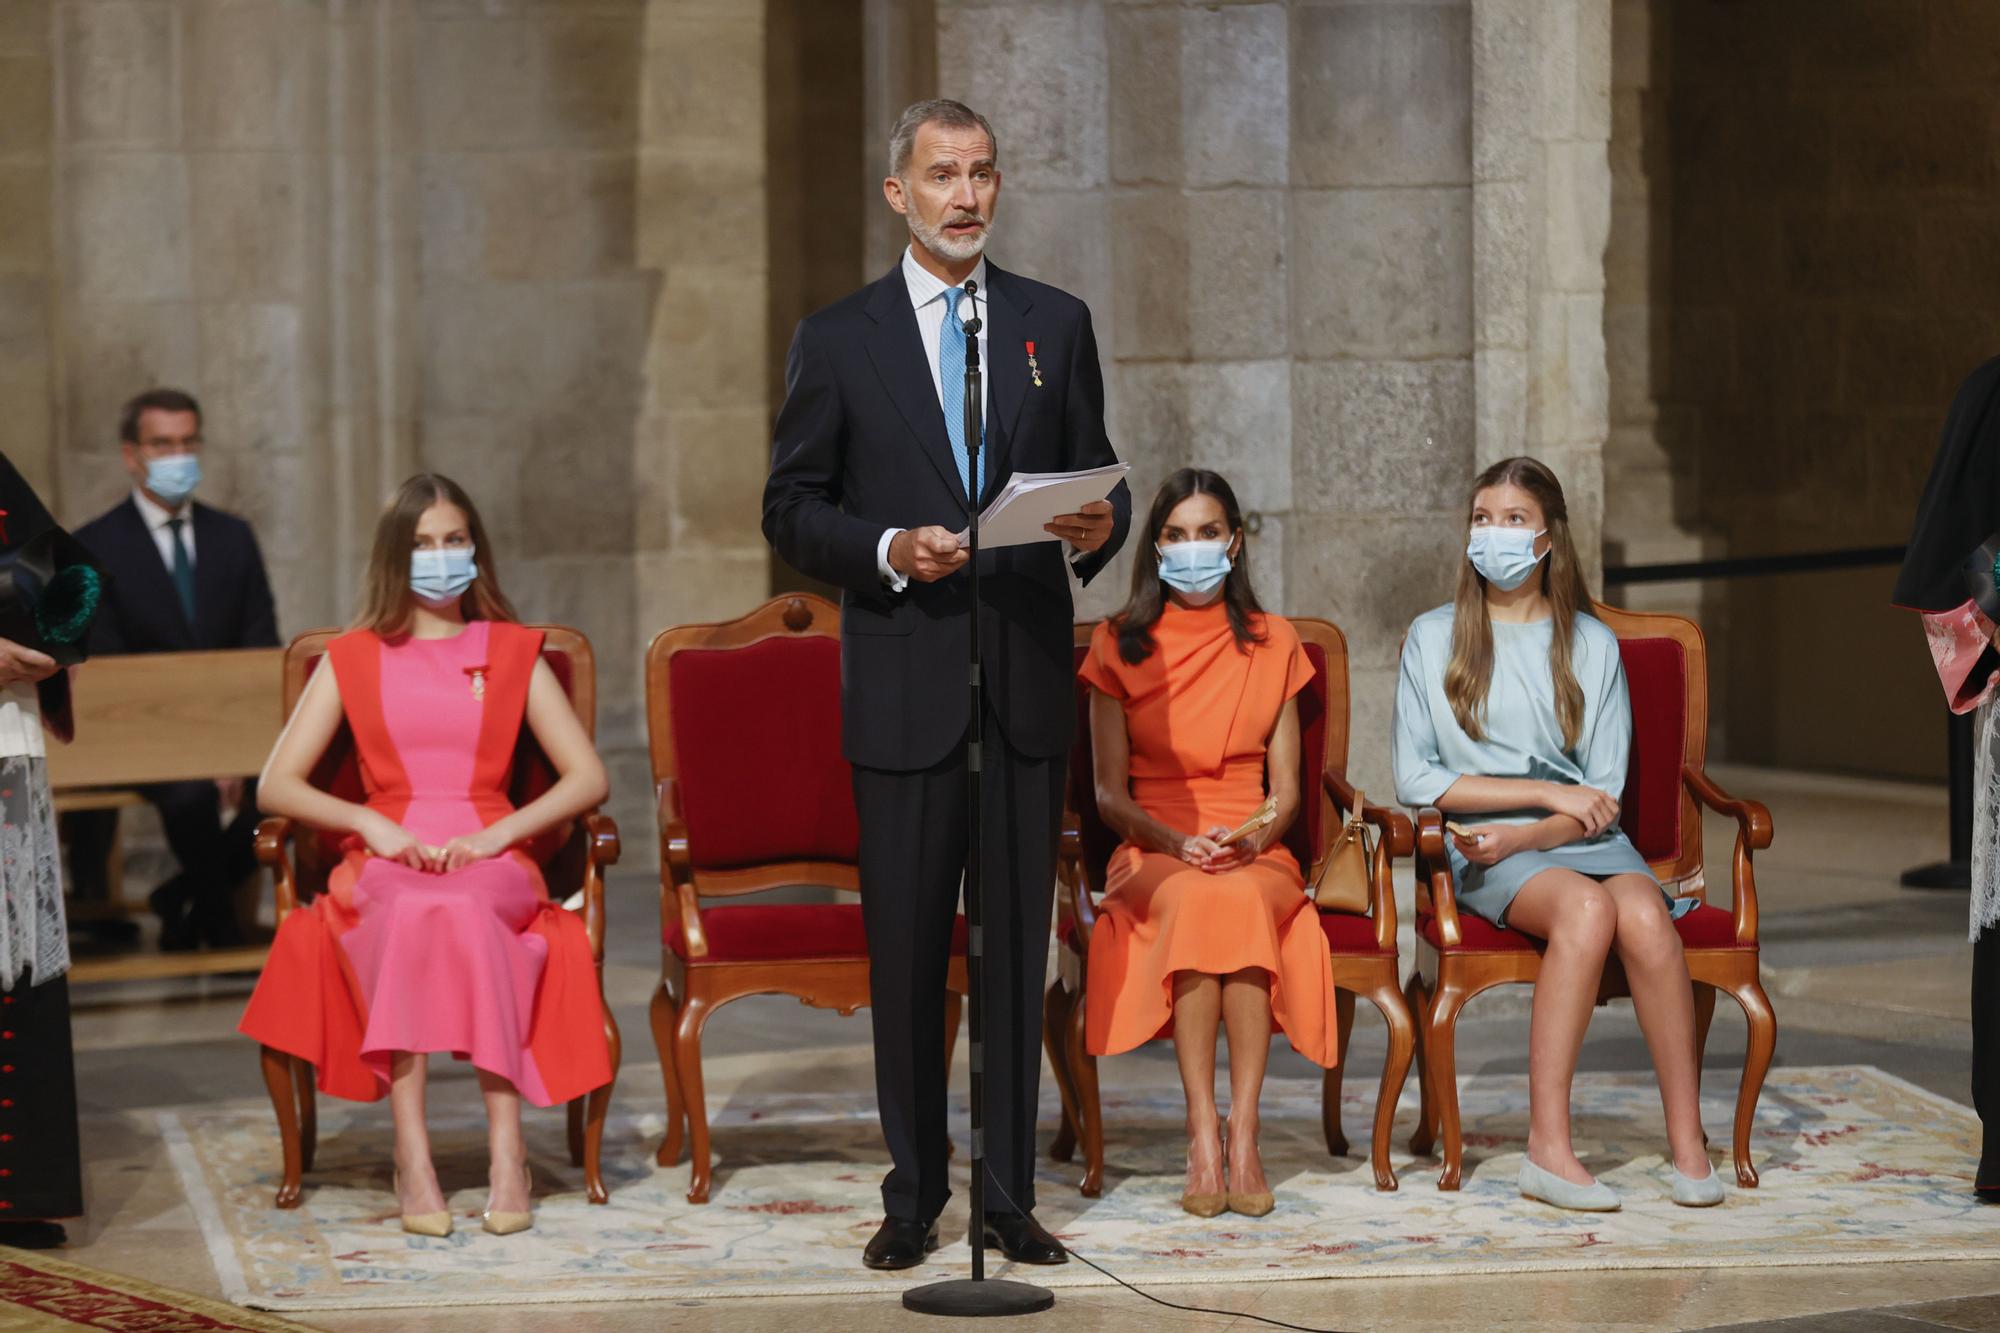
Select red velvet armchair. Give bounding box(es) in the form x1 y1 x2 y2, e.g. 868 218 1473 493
1406 603 1777 1190
1045 617 1417 1194
649 594 967 1204
254 625 622 1208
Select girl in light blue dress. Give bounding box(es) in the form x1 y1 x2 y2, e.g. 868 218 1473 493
1393 456 1723 1211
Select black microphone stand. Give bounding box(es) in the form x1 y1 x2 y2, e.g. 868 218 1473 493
904 280 1054 1318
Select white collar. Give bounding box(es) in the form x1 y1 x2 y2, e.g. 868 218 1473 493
132 487 189 531
901 246 988 310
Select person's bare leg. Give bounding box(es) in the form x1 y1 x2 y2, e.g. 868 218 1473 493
1172 971 1224 1196
1603 875 1710 1176
478 1068 530 1214
390 1052 446 1214
1221 968 1274 1196
1504 871 1618 1186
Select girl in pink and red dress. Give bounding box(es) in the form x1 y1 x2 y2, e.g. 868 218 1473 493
239 475 610 1236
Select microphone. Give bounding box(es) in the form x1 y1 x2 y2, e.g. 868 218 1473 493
960 278 982 338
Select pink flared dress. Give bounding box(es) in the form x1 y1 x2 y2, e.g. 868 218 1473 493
239 620 609 1107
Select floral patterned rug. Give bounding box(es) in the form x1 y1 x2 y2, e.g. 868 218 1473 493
0 1248 315 1330
163 1065 1997 1311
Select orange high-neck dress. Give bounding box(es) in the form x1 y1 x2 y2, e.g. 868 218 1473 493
1079 604 1340 1066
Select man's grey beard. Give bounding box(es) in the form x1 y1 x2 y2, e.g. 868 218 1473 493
907 206 994 263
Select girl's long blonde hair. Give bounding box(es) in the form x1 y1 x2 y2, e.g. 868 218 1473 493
354 474 517 637
1443 456 1597 751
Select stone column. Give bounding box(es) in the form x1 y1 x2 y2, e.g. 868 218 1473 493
1471 0 1612 583
0 3 56 498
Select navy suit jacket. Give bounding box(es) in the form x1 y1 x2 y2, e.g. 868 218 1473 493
76 497 280 656
763 260 1132 770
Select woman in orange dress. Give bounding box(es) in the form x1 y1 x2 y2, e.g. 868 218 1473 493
238 475 611 1237
1080 468 1339 1219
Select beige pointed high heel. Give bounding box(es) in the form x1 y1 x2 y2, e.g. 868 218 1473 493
482 1164 533 1236
395 1171 453 1237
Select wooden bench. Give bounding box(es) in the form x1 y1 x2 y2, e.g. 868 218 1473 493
49 649 285 983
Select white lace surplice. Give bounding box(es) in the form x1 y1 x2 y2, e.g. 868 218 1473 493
0 682 68 987
1975 697 2000 942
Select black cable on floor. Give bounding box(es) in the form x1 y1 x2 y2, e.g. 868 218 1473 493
981 1175 1354 1333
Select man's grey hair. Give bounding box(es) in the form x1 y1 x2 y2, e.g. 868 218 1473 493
887 99 998 179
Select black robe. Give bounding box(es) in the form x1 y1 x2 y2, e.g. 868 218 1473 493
1892 357 2000 1197
0 451 84 1223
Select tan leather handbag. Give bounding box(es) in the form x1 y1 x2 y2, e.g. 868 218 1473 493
1311 788 1374 915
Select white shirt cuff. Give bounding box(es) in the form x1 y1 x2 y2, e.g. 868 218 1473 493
877 528 909 592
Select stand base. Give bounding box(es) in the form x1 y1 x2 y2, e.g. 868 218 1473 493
903 1277 1055 1317
1900 860 1971 890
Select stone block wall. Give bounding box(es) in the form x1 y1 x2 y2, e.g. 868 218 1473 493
936 0 1611 795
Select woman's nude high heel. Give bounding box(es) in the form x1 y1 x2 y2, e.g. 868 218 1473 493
395 1171 453 1238
1181 1127 1226 1217
482 1164 533 1236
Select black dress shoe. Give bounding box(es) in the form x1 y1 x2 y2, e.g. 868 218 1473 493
0 1221 67 1249
981 1211 1068 1265
863 1217 939 1270
150 886 196 953
1977 1152 1999 1203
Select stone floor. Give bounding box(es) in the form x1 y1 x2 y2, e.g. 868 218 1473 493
52 765 1998 1332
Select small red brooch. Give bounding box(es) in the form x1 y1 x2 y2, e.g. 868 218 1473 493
1025 341 1042 388
463 665 487 700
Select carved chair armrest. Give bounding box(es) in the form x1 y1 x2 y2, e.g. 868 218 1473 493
255 816 299 921
1683 765 1772 946
1413 807 1464 948
657 778 706 959
1323 770 1413 858
1055 811 1098 952
576 812 619 961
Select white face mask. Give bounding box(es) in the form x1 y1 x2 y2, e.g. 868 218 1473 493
1466 526 1547 591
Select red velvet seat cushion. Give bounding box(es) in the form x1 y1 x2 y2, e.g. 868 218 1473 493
1417 901 1745 952
1318 909 1394 955
666 902 968 963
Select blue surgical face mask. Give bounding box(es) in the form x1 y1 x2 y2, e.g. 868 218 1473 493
410 546 478 604
145 454 203 506
1466 526 1548 591
1156 540 1234 605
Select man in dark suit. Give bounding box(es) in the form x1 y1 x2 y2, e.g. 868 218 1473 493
67 388 280 950
764 100 1131 1270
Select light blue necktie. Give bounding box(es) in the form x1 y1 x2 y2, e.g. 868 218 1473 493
937 284 983 501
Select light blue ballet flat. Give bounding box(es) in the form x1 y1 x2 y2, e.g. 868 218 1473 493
1669 1163 1725 1207
1518 1158 1621 1212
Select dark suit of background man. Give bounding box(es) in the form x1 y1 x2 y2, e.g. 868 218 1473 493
764 99 1132 1271
66 388 280 951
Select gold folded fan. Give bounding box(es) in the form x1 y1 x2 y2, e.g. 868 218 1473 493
1215 795 1278 847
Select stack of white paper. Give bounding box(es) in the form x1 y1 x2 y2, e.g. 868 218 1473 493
954 462 1130 549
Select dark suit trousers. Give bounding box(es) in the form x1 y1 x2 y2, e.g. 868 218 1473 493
852 702 1063 1223
64 780 260 921
1976 924 1998 1179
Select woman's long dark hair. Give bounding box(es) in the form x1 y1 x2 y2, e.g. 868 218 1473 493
1113 468 1266 664
354 474 518 637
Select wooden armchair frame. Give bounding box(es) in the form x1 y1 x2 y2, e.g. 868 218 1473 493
649 594 965 1204
254 625 623 1209
1405 603 1777 1191
1044 616 1417 1195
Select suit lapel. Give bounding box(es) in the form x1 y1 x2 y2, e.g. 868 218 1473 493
190 503 226 648
862 268 970 512
116 499 195 649
982 263 1035 498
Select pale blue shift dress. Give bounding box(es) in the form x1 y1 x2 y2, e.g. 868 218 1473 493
1392 605 1685 928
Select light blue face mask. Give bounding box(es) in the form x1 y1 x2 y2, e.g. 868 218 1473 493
145 454 203 506
410 546 478 604
1156 540 1234 604
1466 525 1547 591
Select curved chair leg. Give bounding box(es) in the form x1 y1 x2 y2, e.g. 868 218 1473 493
1063 985 1104 1198
1692 980 1718 1090
1406 973 1437 1157
1322 988 1357 1158
291 1057 318 1175
674 994 714 1203
584 1004 621 1204
1727 976 1776 1188
652 984 688 1168
260 1044 304 1209
1427 980 1473 1191
1042 982 1080 1164
1368 979 1416 1193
